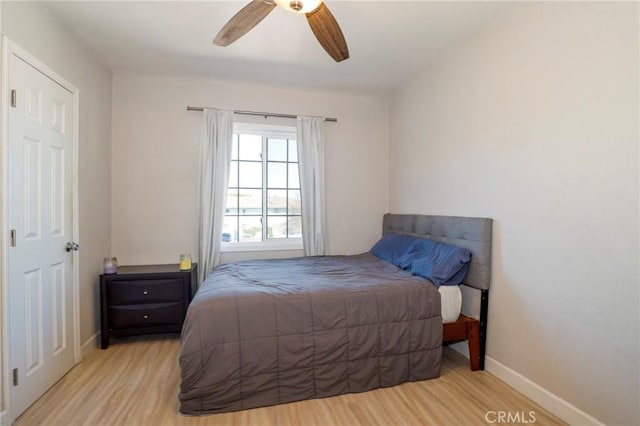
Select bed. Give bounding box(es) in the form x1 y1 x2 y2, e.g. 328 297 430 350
179 214 493 415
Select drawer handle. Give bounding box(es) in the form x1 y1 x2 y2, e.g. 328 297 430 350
143 315 149 319
143 290 149 295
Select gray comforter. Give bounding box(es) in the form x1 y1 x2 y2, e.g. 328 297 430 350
179 253 442 415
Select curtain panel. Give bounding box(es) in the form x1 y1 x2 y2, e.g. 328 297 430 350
197 108 233 284
297 116 326 256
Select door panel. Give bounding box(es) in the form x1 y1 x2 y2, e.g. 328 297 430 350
23 136 41 240
24 268 43 374
50 146 65 236
8 52 75 419
51 262 66 354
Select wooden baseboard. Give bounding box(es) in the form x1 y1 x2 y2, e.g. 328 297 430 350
481 353 603 425
81 332 100 359
449 345 601 424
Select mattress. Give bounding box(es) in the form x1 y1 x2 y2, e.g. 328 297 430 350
179 253 443 415
439 285 462 324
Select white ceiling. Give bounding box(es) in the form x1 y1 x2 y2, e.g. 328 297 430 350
45 1 515 95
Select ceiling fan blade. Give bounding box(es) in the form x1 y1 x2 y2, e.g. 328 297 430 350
305 2 349 62
214 0 277 47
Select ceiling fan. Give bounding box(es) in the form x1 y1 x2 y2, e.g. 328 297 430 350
213 0 349 62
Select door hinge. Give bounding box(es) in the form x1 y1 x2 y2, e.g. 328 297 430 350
10 229 17 247
10 89 17 108
13 368 18 386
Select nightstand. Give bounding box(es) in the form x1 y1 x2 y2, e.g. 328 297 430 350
100 263 197 349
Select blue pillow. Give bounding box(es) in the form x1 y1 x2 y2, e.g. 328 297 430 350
370 233 417 265
408 240 471 287
395 238 436 269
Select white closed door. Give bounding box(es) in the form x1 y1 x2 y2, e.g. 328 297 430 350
7 51 76 419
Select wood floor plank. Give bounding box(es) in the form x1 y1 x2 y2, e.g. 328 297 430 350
15 335 566 426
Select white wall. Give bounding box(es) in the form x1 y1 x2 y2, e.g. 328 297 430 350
389 2 638 425
111 73 388 265
1 2 112 349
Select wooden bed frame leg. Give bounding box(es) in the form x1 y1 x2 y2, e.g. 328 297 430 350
468 320 481 371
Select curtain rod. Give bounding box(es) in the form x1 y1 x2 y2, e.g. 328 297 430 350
186 106 337 123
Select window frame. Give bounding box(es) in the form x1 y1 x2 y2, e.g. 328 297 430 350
221 122 303 252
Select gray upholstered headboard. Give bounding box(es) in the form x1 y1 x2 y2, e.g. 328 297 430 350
382 214 493 291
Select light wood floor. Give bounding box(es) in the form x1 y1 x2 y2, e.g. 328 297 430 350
15 335 565 426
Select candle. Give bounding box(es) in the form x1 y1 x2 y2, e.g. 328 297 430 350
104 257 118 274
179 254 192 271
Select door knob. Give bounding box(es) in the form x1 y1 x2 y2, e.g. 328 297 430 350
65 242 80 252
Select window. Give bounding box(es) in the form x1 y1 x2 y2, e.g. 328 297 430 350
222 123 302 251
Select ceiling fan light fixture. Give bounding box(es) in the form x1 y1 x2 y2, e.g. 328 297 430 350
274 0 322 14
214 0 348 62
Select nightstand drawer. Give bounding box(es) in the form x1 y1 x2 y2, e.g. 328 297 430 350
108 279 184 304
109 302 184 329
